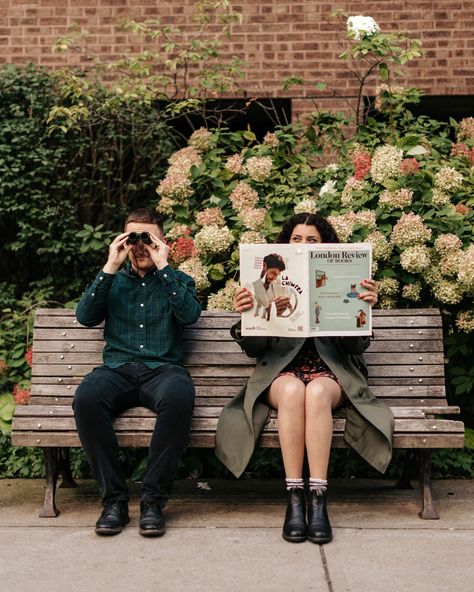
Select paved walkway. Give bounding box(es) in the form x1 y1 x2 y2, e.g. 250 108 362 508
0 478 473 592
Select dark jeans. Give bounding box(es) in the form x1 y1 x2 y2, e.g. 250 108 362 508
73 363 195 507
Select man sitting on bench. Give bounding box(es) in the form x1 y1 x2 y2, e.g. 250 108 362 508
73 208 201 537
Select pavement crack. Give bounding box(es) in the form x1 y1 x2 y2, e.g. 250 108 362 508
319 545 334 592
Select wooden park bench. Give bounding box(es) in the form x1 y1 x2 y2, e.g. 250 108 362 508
11 308 464 520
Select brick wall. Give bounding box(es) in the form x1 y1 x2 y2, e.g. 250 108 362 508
0 0 473 118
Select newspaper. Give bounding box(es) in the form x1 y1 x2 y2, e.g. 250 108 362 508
239 243 372 337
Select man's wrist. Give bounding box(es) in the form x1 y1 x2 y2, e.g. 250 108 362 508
103 261 120 275
155 260 169 271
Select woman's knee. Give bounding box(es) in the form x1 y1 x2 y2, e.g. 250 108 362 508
272 380 305 410
305 381 339 412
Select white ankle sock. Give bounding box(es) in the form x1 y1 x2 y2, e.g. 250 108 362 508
309 478 328 495
285 477 304 490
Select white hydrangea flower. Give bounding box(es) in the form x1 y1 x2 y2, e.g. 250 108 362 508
319 180 337 196
178 258 210 291
370 144 403 184
456 310 474 332
402 283 422 302
294 198 318 214
347 15 380 41
239 231 267 244
194 225 234 256
400 245 431 273
207 280 240 311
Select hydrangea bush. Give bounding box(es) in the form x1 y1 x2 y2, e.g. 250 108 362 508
158 123 473 330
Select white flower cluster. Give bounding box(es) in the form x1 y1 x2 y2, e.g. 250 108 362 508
207 280 240 311
166 224 190 241
341 176 366 206
347 15 380 40
245 156 273 182
294 198 318 214
434 166 463 193
178 257 210 291
156 173 193 203
434 233 462 255
263 132 280 148
230 181 259 212
326 214 354 242
238 208 267 231
156 196 178 215
364 230 392 260
351 210 377 229
325 163 339 173
239 230 267 244
457 245 474 291
402 282 422 302
168 146 202 176
225 154 244 174
431 188 451 207
319 180 337 196
194 224 234 256
378 188 413 211
457 117 474 142
432 279 463 304
400 245 431 273
188 127 212 152
195 207 226 228
456 310 474 333
390 213 432 248
376 277 399 309
370 144 403 184
439 252 462 277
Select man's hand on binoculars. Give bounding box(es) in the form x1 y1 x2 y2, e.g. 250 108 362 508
143 232 170 270
103 232 133 274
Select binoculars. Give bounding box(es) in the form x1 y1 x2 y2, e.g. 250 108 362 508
128 231 152 245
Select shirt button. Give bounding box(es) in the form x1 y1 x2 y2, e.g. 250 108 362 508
172 292 176 296
99 276 103 281
163 273 168 278
140 303 144 307
91 293 95 296
140 345 144 349
140 324 144 328
142 282 146 286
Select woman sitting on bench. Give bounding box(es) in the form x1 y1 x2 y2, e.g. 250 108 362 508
215 212 394 545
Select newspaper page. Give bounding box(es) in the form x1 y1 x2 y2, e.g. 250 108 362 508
239 243 372 337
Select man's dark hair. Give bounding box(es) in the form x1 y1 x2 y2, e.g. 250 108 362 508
124 208 164 232
275 213 339 244
263 253 286 271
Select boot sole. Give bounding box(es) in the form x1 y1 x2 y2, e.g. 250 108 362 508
307 534 333 544
139 527 166 537
282 533 307 543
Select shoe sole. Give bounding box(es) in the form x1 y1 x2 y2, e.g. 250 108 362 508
139 528 166 537
95 527 123 536
282 534 307 543
307 534 333 544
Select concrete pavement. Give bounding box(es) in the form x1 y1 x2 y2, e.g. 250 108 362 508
0 478 473 592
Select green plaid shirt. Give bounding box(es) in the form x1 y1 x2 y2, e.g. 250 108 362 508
76 263 202 368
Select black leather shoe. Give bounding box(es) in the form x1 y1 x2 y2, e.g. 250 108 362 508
307 490 332 544
282 488 307 543
95 501 130 536
139 501 166 537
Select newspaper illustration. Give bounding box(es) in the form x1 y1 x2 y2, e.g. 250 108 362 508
240 243 372 337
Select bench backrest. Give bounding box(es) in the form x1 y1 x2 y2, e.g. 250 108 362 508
30 308 446 413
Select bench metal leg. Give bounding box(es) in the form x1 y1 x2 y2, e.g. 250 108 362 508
40 448 60 518
418 449 439 520
58 448 77 489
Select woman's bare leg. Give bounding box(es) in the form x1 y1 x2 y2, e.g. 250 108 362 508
304 378 343 479
267 375 306 478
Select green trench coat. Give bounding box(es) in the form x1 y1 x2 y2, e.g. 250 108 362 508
215 323 394 477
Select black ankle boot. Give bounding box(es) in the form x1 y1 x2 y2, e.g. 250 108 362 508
307 490 332 544
282 488 307 543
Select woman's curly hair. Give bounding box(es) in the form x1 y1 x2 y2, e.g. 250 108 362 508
275 213 339 244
